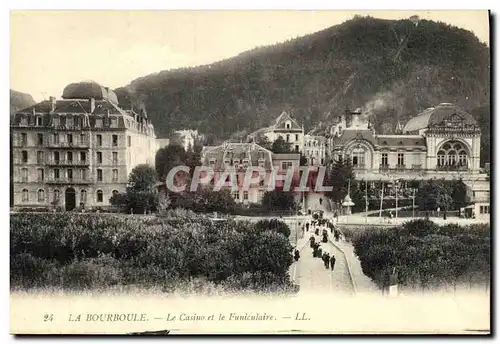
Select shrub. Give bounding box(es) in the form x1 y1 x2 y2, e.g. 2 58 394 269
10 212 297 293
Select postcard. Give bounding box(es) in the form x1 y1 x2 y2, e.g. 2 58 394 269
9 9 491 335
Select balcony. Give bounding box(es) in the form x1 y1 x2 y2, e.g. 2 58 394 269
352 164 366 171
379 164 390 172
46 158 90 166
46 141 90 148
436 165 469 172
46 177 93 184
45 158 90 166
394 164 406 172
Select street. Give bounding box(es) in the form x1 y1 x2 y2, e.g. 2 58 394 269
291 231 355 295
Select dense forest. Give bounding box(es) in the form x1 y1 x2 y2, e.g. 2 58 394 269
114 15 490 162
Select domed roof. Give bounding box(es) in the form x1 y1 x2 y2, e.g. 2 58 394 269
62 80 118 104
403 103 477 133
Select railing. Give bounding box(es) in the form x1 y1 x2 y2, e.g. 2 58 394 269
394 164 406 172
46 177 93 184
436 165 469 171
46 159 90 166
46 141 90 148
379 164 390 172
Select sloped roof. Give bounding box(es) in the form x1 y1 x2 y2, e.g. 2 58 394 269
376 135 426 147
201 142 274 170
273 111 302 130
403 103 477 133
463 180 491 192
331 129 377 147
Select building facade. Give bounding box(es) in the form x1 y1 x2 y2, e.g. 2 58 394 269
11 81 158 211
261 111 305 153
200 142 300 205
329 103 484 181
304 134 328 165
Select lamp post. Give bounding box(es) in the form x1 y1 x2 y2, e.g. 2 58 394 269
412 188 416 218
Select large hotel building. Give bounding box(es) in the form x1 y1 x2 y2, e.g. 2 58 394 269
11 81 158 211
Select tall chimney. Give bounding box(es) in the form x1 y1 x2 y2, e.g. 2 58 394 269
49 96 56 112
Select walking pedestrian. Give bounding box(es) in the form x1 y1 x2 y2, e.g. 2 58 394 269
316 246 322 258
330 255 336 271
324 252 330 269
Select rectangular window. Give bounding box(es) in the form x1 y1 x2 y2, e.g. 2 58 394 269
54 151 60 163
81 169 87 180
97 169 103 182
37 168 44 182
281 162 287 170
112 152 118 164
398 153 405 166
97 152 102 164
112 169 118 182
53 133 59 144
381 153 388 166
37 133 44 146
66 134 73 144
127 136 131 147
21 133 27 146
54 169 60 179
67 152 73 162
36 117 43 126
97 135 102 147
295 134 299 141
66 116 73 127
96 119 103 128
112 135 118 147
287 162 293 168
22 189 29 202
37 151 44 164
232 192 239 200
80 134 86 145
67 169 73 181
21 151 28 163
80 152 86 162
243 191 249 200
21 168 28 182
53 117 59 127
111 118 118 128
295 145 299 152
97 191 103 203
286 134 290 142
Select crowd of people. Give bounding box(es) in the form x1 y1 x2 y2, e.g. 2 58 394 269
293 217 343 273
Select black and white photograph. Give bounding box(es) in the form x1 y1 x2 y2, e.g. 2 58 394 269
8 8 491 335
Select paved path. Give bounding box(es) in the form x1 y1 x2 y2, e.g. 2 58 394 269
291 231 355 295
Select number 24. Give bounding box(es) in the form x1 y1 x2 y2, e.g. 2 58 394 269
44 314 54 322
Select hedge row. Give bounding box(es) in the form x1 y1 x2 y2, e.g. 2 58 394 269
346 219 490 291
10 210 297 293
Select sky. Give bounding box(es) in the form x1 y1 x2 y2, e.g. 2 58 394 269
10 10 490 102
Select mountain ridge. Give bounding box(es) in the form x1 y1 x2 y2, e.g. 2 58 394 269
114 16 489 148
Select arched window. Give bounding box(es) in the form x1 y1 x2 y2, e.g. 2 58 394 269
96 190 103 203
458 150 468 166
54 189 60 202
437 150 446 166
22 189 29 202
112 190 119 196
81 190 87 203
351 148 365 168
438 141 469 168
447 150 457 165
37 189 45 202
